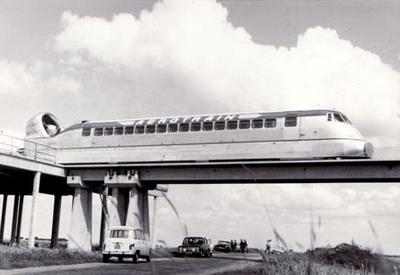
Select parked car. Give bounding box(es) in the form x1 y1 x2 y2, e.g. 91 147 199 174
102 226 151 263
176 237 212 257
271 246 285 255
213 240 232 252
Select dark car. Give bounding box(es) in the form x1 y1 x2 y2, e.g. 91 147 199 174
176 237 212 257
213 240 232 252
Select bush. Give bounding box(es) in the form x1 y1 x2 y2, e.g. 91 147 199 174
308 243 398 273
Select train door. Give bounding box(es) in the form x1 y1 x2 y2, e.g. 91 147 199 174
80 127 93 147
282 115 300 140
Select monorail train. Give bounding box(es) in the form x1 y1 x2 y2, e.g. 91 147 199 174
24 109 373 164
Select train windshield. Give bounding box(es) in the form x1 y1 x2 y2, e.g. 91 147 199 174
333 113 351 124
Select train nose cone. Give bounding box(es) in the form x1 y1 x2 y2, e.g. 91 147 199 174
364 142 374 158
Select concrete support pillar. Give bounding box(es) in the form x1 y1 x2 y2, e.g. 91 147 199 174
99 188 108 248
126 187 149 237
126 187 142 229
16 195 24 245
0 194 8 243
10 195 20 246
50 194 62 248
28 171 41 248
143 190 150 238
68 188 92 251
107 188 128 227
151 196 158 247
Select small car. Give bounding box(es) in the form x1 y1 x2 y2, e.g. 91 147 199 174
176 237 212 257
271 246 285 255
213 240 232 252
102 226 151 263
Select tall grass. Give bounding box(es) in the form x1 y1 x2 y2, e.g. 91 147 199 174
0 245 101 269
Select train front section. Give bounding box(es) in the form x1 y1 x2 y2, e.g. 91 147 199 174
330 112 373 158
23 112 61 162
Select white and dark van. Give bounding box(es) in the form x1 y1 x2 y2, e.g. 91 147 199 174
102 226 151 263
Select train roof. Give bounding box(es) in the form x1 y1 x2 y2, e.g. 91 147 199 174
61 109 340 133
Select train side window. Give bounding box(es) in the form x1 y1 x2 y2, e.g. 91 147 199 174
202 122 213 131
239 120 250 129
179 123 189 132
94 128 104 136
124 126 134 135
104 127 113 136
285 116 297 127
135 125 145 134
82 128 91 137
265 119 276 128
146 125 156 134
168 123 178 133
327 113 332 121
227 121 238 130
252 119 263 128
157 124 167 133
334 113 344 122
114 127 123 135
190 122 201 132
214 121 225 130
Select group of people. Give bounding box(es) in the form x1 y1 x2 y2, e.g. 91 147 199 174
230 239 248 253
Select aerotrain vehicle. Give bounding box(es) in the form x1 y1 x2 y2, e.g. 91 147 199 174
24 110 373 164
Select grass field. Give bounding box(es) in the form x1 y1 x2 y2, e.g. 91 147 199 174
216 253 400 275
0 245 101 269
1 243 399 274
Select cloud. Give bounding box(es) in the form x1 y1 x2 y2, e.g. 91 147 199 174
54 0 400 146
0 60 81 95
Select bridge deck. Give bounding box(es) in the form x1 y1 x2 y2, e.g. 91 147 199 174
0 152 69 195
66 159 400 184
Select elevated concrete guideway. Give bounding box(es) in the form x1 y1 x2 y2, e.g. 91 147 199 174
66 159 400 184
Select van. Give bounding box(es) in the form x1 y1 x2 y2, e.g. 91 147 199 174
102 226 151 263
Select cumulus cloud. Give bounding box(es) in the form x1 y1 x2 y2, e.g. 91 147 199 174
54 0 400 146
0 60 81 95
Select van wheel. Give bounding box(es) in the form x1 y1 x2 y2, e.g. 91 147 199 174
145 255 151 263
132 252 139 263
102 255 109 263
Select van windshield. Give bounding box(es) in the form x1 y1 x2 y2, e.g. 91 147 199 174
110 230 129 238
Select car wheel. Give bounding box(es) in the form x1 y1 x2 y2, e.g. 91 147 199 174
132 252 139 263
118 256 123 263
102 255 109 263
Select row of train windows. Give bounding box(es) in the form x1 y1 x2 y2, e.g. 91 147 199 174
82 116 298 137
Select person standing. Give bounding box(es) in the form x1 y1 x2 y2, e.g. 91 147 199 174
243 239 248 253
265 239 271 254
240 239 244 253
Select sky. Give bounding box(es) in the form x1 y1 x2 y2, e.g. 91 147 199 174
0 0 400 254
